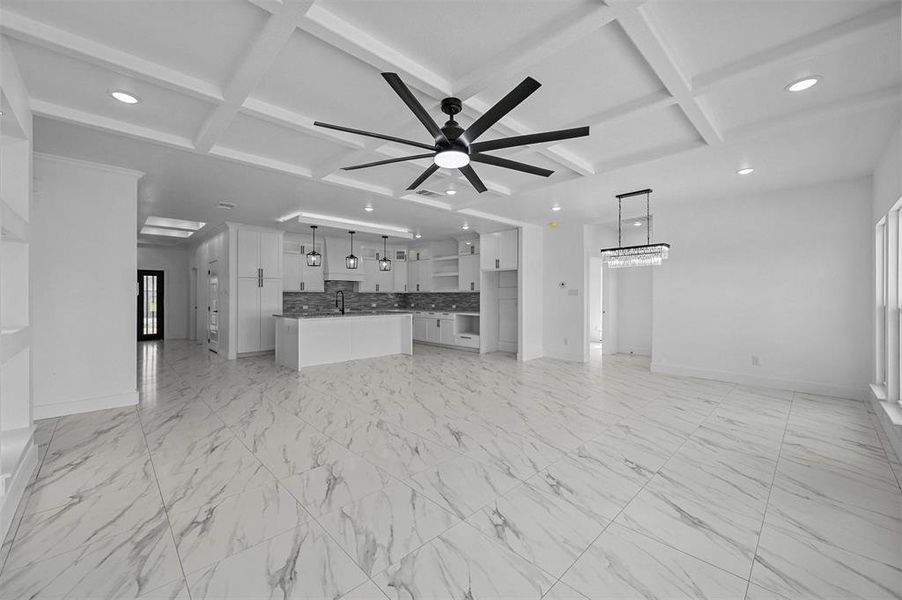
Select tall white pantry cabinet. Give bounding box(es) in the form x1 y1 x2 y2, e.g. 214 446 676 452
233 225 283 355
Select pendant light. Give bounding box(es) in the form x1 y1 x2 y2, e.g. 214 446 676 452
345 230 359 269
305 225 322 267
378 235 392 272
600 189 670 268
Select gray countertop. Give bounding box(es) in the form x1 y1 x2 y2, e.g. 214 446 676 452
274 310 413 319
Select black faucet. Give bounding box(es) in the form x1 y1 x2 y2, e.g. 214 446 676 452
335 290 345 314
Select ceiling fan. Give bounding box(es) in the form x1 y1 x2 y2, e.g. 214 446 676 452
314 73 590 193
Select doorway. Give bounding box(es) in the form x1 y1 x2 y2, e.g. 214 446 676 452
137 269 164 341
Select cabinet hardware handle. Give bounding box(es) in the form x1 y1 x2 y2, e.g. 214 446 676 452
495 258 499 268
470 282 474 291
300 282 304 291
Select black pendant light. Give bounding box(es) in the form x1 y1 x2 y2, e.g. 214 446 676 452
378 235 392 272
345 230 358 269
306 225 322 267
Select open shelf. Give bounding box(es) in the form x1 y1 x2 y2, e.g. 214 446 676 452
433 272 459 277
432 255 458 261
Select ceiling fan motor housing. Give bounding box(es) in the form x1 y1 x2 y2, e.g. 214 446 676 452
440 97 464 141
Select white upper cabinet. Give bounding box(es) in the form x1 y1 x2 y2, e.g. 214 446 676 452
480 229 518 271
393 256 408 292
237 228 283 279
459 254 480 292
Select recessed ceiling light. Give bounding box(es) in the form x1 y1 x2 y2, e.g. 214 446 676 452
633 221 642 227
364 205 374 212
145 216 205 231
737 167 755 175
785 77 820 93
445 189 457 196
551 204 561 212
110 90 140 104
414 232 422 239
140 226 193 238
461 223 470 230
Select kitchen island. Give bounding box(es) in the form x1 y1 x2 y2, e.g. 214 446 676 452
274 311 413 370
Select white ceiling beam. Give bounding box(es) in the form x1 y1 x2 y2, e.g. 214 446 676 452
456 208 530 229
239 98 364 149
320 173 394 197
194 1 311 153
615 6 722 145
297 2 452 98
208 145 312 178
31 99 195 150
725 85 902 143
464 95 596 176
452 3 617 99
0 11 222 103
693 3 902 94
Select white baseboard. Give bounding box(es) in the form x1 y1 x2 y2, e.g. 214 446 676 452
650 362 867 402
0 441 36 545
34 390 139 419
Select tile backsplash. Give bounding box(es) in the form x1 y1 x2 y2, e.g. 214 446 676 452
283 280 479 314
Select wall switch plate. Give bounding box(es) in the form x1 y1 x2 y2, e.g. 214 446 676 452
751 355 760 367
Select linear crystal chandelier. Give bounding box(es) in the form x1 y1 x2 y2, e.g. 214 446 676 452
600 188 670 268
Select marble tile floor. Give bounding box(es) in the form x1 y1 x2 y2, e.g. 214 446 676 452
1 340 900 599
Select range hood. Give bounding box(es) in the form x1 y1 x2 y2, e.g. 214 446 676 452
322 235 364 281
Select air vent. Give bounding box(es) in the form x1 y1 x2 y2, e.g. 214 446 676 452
217 201 236 209
416 189 442 198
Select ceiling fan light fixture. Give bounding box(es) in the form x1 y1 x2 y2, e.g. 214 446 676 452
434 150 470 169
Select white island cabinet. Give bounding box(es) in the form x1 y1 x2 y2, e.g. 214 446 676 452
275 313 413 370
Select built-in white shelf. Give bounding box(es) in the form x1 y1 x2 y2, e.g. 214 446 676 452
0 198 29 243
433 272 459 277
1 325 30 365
432 255 458 261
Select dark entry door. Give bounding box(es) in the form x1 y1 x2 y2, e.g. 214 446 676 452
137 270 164 341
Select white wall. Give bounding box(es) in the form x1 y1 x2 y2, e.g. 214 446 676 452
32 155 142 418
137 245 190 339
518 224 543 360
587 258 603 343
652 177 872 400
617 266 653 356
543 222 587 362
873 125 901 222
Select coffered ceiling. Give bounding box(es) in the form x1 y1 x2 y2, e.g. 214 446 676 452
1 0 899 243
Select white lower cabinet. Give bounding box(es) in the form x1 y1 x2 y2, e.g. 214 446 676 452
413 315 427 341
439 315 455 345
425 315 441 343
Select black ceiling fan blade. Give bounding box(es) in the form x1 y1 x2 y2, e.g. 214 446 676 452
459 165 488 193
470 153 553 177
314 121 435 151
406 164 440 190
470 126 590 153
460 77 541 144
342 153 435 171
382 73 447 143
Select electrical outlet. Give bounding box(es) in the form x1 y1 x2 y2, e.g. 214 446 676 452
751 355 760 367
371 303 376 307
301 305 308 310
564 338 568 346
451 304 456 309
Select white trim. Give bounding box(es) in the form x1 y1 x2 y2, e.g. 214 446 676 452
651 361 868 402
33 390 138 420
34 152 145 180
0 442 36 545
880 401 902 426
